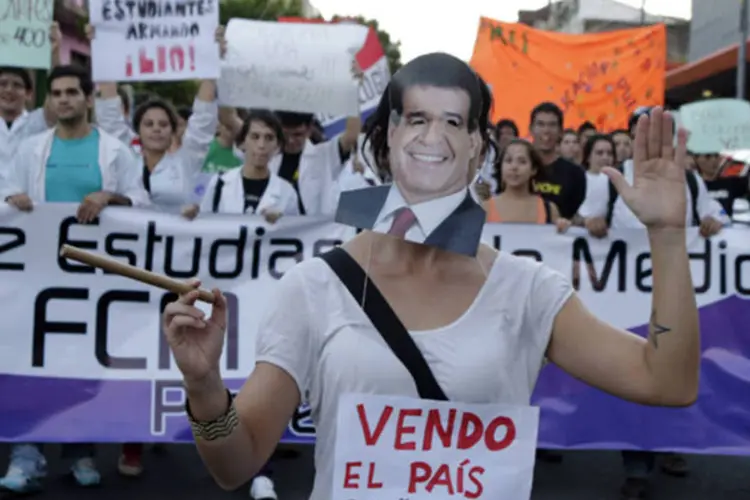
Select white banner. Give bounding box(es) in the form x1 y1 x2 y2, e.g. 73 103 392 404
218 19 366 115
90 0 220 82
0 204 748 384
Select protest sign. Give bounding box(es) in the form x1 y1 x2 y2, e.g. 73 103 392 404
0 0 55 69
679 98 750 153
278 17 391 136
332 394 537 499
471 18 665 133
89 0 220 82
0 205 748 455
218 19 367 116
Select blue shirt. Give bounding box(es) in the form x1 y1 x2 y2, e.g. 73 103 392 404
45 129 103 202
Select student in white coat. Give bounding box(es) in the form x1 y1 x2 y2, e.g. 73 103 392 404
199 110 299 227
337 133 381 192
95 79 218 214
271 111 360 216
0 64 149 495
0 23 62 167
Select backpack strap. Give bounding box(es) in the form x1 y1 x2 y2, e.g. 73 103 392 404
543 198 552 224
685 170 700 226
319 247 449 401
211 174 225 214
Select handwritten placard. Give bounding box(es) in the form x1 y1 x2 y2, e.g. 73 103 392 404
680 98 750 153
0 0 54 69
218 19 367 116
89 0 220 82
332 393 538 499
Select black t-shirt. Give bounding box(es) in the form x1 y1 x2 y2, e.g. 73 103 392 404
704 176 748 217
242 177 269 213
276 141 352 215
534 157 587 219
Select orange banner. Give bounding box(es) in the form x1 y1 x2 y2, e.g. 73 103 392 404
470 18 665 135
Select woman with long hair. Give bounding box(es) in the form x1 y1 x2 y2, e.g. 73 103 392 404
484 138 570 232
161 53 699 500
577 134 617 220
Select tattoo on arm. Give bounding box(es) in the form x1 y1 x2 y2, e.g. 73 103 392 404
649 309 671 348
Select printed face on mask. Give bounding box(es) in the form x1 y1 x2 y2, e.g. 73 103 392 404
335 84 487 257
387 85 478 205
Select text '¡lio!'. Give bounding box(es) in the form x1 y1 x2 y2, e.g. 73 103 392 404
342 404 517 498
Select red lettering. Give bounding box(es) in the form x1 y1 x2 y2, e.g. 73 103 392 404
170 45 185 72
457 412 483 449
343 461 361 488
423 408 456 450
466 465 485 499
484 416 516 451
125 55 133 77
366 462 383 489
139 48 155 75
407 461 431 493
394 408 421 450
425 464 454 494
356 404 393 446
189 44 195 71
157 46 166 73
407 459 485 498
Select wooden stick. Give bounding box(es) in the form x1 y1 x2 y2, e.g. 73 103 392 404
59 244 215 304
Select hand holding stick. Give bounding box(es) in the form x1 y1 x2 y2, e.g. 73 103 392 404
59 244 215 303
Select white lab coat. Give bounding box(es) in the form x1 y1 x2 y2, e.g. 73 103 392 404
95 97 218 212
0 127 150 206
0 108 49 168
199 166 300 216
268 138 344 216
587 159 726 228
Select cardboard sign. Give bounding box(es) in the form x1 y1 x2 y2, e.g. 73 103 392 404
332 393 538 499
217 18 366 115
679 98 750 153
89 0 220 82
0 0 55 69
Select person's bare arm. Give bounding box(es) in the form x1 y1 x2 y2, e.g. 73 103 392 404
548 229 699 406
188 363 300 490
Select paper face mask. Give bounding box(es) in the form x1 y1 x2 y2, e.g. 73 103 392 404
335 52 489 257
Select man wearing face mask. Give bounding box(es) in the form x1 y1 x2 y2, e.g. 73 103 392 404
528 102 587 219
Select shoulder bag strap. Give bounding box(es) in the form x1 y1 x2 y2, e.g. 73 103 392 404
319 247 449 401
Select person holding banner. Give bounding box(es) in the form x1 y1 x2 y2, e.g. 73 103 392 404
162 52 700 500
484 138 569 232
0 64 150 493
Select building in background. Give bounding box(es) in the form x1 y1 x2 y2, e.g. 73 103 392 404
518 0 689 68
56 0 90 66
665 0 748 103
300 0 320 18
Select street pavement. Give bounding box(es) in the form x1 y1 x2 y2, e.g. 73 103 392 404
0 444 749 499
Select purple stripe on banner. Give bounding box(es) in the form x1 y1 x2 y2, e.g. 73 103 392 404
1 295 749 453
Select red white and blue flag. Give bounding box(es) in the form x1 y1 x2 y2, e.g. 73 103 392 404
278 17 390 138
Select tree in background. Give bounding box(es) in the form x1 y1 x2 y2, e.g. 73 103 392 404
329 15 402 74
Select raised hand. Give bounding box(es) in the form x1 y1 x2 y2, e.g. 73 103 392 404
603 107 688 229
162 280 227 389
